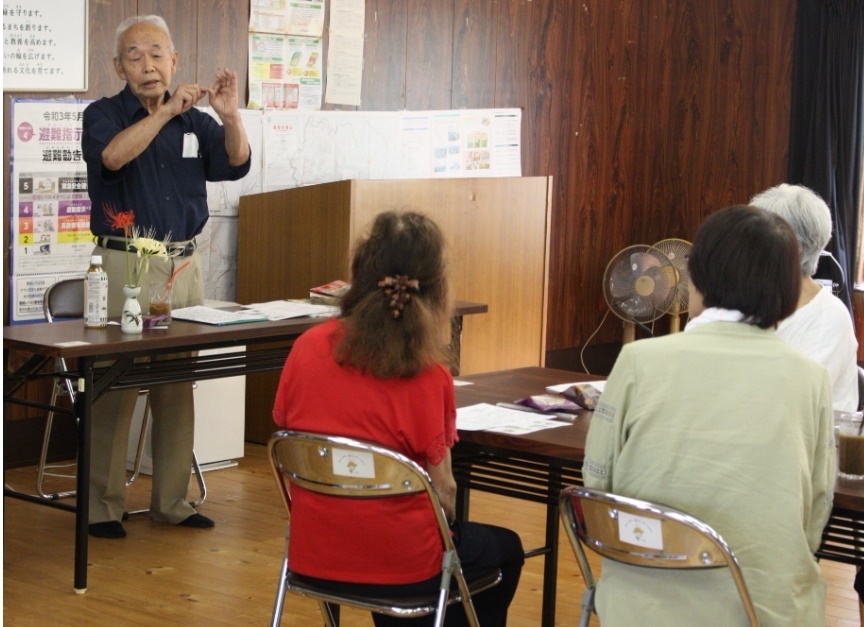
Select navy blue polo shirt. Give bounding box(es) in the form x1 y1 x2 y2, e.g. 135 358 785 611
83 85 251 241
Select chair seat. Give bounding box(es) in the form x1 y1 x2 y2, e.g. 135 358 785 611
285 568 502 617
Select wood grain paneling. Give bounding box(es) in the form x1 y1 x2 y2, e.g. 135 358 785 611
451 0 498 109
360 0 408 110
197 0 251 93
141 0 199 85
555 0 647 349
494 1 532 171
552 0 796 350
405 0 454 110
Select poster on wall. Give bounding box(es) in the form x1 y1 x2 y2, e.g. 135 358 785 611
9 99 93 323
3 0 89 92
248 33 323 110
250 0 325 36
248 0 326 110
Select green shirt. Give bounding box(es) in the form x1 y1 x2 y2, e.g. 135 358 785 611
584 322 835 626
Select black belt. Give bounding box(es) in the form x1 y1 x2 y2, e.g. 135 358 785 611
96 236 197 257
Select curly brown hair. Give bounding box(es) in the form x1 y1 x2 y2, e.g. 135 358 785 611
335 211 453 378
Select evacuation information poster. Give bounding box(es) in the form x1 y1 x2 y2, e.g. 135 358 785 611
9 98 93 323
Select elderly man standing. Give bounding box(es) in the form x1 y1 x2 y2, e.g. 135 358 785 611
81 15 251 538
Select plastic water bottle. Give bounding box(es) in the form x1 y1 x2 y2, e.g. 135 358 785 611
84 255 108 328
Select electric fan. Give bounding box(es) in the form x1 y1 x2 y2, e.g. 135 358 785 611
603 245 678 343
653 238 693 333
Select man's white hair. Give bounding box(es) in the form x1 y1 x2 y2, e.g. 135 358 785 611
114 15 174 59
749 183 833 277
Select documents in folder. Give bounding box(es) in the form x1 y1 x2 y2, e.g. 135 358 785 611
242 300 337 320
171 306 269 326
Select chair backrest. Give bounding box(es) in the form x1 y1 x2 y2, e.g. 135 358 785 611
43 278 84 322
560 486 760 626
268 429 452 537
857 366 864 412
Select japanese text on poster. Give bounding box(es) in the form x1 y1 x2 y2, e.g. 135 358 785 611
325 0 365 106
9 99 93 323
248 0 326 110
250 0 325 36
248 34 323 110
3 0 88 91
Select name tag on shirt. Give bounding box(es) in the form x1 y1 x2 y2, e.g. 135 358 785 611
183 133 199 158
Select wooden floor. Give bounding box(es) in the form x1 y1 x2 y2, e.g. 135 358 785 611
4 443 861 626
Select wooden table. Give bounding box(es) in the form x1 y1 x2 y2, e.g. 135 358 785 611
3 302 487 593
452 366 864 627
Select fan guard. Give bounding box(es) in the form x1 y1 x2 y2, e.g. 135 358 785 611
653 238 692 313
603 245 678 327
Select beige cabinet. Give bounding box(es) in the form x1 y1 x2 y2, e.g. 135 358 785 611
237 177 552 442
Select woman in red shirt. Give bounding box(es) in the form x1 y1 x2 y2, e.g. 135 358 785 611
273 211 524 626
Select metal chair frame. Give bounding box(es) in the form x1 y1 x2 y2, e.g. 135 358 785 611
560 486 760 627
268 429 502 627
37 278 206 509
857 366 864 412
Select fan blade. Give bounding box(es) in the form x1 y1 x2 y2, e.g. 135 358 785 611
608 262 639 298
630 252 661 275
618 295 654 320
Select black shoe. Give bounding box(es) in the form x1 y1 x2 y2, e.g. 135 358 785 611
89 521 127 538
177 513 215 528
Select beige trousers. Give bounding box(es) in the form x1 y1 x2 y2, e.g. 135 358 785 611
88 246 204 524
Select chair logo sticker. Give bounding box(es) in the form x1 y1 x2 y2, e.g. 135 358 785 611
332 448 376 478
618 513 664 551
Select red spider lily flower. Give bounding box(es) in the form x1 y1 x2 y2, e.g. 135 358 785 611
104 203 136 236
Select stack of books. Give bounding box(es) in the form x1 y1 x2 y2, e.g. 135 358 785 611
309 280 349 306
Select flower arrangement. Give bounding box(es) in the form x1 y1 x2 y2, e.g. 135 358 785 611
104 204 182 288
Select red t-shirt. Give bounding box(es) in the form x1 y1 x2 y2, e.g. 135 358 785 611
272 318 458 584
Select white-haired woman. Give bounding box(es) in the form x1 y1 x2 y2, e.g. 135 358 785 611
750 183 858 412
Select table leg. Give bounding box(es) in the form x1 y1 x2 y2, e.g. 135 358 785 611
541 467 563 627
73 358 93 594
449 316 463 377
456 483 471 521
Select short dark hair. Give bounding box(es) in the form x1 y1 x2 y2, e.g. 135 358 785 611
688 205 801 329
336 211 452 378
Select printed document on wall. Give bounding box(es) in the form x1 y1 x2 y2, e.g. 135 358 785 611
248 34 323 110
325 0 365 106
250 0 325 36
8 99 94 323
401 109 522 178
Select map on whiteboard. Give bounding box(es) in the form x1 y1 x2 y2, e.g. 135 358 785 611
203 107 521 214
262 110 403 192
204 108 265 216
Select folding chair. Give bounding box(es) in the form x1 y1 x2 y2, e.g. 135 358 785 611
268 429 502 627
857 366 864 412
559 486 760 627
37 278 206 508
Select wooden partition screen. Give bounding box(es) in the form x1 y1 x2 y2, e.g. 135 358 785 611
237 177 552 442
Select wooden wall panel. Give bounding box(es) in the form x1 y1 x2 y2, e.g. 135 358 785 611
554 1 648 349
361 0 408 110
140 0 198 86
451 0 498 109
552 0 796 350
197 0 251 95
405 0 454 110
494 2 532 173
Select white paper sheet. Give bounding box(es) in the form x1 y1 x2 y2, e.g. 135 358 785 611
457 403 569 434
546 380 606 394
